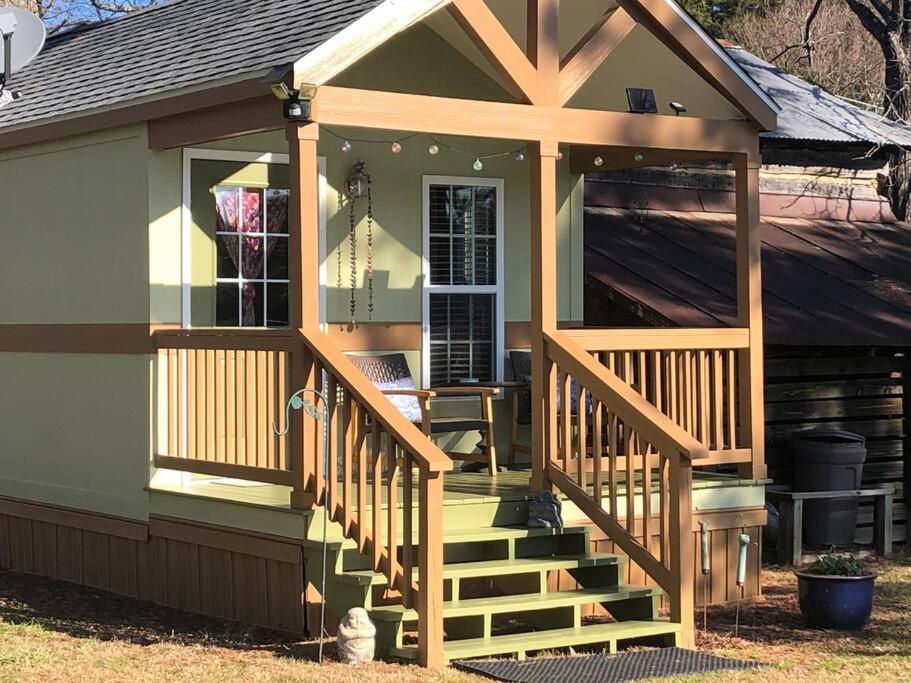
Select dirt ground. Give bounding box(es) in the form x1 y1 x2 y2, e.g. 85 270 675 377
0 555 908 682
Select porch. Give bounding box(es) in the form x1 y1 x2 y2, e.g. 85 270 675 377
145 0 772 667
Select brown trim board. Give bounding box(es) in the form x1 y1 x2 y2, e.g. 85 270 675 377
0 324 179 354
0 496 148 541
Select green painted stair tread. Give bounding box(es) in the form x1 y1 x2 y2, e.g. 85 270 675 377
391 621 681 661
335 553 623 586
370 585 662 622
303 524 590 550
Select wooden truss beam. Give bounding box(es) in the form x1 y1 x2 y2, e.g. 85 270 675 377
527 0 560 105
558 8 636 106
447 0 540 104
314 85 760 158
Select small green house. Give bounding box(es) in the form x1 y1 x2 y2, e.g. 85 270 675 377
0 0 778 666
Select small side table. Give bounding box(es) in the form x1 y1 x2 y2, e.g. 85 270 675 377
767 487 894 566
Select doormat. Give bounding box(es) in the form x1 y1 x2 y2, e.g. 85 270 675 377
454 648 765 682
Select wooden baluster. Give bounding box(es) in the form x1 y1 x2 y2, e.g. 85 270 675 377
235 350 246 466
326 375 338 513
625 422 635 534
256 351 268 468
195 350 207 459
638 351 647 400
683 351 693 435
225 351 237 465
245 350 257 467
178 349 186 459
279 352 288 470
592 397 603 506
658 451 668 566
357 404 368 553
727 350 737 449
561 372 572 475
387 444 400 588
642 440 651 549
401 449 414 609
668 351 678 426
265 352 275 469
342 391 355 534
204 350 215 462
167 350 178 458
187 349 196 459
372 427 383 572
608 411 619 517
653 351 664 417
577 384 587 491
213 351 225 463
713 350 724 451
701 351 711 447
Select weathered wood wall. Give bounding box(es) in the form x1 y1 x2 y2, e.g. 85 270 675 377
765 347 907 546
0 498 306 635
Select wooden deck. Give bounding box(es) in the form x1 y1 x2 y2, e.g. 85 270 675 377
149 468 765 511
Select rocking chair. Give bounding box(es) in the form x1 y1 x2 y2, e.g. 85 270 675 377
348 353 500 475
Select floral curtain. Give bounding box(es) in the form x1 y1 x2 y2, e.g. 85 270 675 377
215 187 289 326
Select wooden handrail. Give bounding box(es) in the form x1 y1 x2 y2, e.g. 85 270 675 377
155 328 295 352
299 327 454 474
544 329 708 461
563 327 750 351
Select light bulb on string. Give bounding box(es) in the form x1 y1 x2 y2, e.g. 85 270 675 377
341 140 352 153
391 141 402 154
634 151 645 162
473 158 484 172
428 143 440 155
515 151 526 162
593 156 604 167
556 151 564 161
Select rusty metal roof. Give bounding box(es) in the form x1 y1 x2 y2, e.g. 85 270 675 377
584 207 911 346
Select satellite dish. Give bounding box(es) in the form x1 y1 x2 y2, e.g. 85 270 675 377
0 8 46 82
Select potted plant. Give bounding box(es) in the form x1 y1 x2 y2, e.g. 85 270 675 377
795 554 876 630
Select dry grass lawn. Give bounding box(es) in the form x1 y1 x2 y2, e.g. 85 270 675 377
0 555 908 682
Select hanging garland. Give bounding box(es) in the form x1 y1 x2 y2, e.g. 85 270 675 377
343 160 375 323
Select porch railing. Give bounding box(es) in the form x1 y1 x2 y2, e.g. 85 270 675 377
563 328 753 468
154 327 452 667
542 329 708 647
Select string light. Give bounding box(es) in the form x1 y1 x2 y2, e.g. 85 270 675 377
341 140 352 153
391 141 402 154
515 151 525 162
634 151 645 162
428 143 440 155
473 158 484 172
593 156 604 167
556 151 564 161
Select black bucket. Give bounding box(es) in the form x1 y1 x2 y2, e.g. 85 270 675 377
791 430 866 546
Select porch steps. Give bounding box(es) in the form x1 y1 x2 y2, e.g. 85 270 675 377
310 522 680 663
392 621 681 663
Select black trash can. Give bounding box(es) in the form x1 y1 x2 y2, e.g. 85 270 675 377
791 430 866 546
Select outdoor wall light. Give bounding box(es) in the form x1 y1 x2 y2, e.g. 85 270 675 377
626 87 658 114
271 81 312 121
670 101 687 116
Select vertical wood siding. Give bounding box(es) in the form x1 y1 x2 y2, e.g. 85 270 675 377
0 508 305 635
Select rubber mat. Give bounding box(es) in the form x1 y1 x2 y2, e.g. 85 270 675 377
454 647 764 682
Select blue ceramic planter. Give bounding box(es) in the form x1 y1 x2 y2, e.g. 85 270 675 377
795 571 876 631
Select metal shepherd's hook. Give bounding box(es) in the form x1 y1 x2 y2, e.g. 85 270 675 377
274 384 331 664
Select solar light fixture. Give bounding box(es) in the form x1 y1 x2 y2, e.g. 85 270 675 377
271 81 312 121
670 101 687 116
626 87 657 114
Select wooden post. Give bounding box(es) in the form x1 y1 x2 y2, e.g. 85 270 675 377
288 121 321 509
668 451 695 648
418 470 445 668
734 156 767 480
530 140 559 491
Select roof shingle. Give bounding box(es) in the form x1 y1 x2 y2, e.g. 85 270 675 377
0 0 383 130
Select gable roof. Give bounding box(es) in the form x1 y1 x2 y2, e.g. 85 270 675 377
0 0 775 137
727 46 911 148
0 0 384 132
585 207 911 347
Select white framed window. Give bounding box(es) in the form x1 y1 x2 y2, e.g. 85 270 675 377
422 176 505 388
180 149 327 329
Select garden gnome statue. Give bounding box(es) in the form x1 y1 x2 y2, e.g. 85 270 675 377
337 607 376 664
